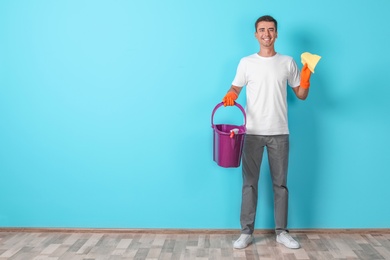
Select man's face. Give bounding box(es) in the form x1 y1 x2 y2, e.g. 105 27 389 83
255 21 278 48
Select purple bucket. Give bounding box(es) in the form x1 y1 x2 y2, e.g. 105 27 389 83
211 102 246 168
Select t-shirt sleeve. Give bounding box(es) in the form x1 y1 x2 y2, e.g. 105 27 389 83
231 59 246 87
288 58 301 88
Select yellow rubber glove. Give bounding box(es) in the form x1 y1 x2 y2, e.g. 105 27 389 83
300 63 312 89
222 92 238 107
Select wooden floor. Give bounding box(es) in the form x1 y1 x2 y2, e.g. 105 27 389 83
1 230 390 260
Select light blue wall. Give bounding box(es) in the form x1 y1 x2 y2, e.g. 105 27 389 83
1 0 389 229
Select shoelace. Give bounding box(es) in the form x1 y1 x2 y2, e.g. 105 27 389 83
237 235 250 242
281 232 295 242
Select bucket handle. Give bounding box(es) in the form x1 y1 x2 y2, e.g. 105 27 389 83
211 102 246 128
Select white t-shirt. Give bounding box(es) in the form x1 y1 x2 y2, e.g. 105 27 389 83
232 53 300 135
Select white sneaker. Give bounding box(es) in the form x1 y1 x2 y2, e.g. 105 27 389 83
233 234 253 249
276 231 300 249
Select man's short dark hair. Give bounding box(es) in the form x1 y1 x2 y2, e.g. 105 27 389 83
255 15 278 32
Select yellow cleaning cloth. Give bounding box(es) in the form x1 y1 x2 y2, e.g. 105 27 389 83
301 52 321 73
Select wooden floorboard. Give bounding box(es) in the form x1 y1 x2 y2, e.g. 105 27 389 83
0 229 389 259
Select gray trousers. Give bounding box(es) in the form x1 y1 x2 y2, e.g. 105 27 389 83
240 134 289 235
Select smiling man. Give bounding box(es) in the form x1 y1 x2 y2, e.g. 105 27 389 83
222 15 312 249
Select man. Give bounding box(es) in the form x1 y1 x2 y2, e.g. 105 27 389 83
222 15 312 249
